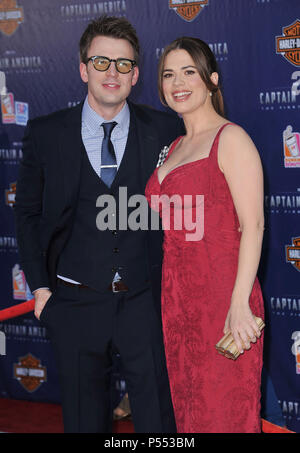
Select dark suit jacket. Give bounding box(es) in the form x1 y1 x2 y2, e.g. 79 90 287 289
14 100 184 299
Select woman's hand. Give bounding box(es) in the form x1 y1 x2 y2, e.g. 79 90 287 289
223 298 261 354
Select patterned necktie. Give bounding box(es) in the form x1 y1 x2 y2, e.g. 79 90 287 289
101 121 117 187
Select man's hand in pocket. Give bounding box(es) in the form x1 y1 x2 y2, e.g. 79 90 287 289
33 288 52 320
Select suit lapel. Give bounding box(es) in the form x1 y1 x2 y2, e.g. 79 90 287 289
128 102 161 191
59 103 85 207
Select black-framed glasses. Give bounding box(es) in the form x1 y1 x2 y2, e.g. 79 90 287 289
86 56 136 74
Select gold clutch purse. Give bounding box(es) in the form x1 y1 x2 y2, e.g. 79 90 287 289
215 316 265 360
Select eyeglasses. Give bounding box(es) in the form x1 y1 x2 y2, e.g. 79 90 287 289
86 56 136 74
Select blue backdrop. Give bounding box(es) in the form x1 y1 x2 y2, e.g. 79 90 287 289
0 0 300 432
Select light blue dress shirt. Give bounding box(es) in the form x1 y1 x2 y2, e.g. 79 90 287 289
81 95 130 176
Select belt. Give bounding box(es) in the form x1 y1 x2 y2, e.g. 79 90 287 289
109 280 129 293
57 278 129 293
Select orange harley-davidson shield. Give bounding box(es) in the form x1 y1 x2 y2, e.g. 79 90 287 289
169 0 208 22
286 237 300 272
0 0 24 36
14 353 47 393
276 20 300 67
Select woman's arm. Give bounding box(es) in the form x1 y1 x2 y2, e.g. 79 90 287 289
218 124 264 353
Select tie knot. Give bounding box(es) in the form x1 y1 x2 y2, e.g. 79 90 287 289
101 121 117 138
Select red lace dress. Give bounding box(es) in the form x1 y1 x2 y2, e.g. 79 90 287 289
145 124 264 433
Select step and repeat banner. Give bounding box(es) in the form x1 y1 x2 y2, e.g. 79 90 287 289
0 0 300 432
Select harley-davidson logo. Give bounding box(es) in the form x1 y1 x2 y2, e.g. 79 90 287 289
14 353 47 392
169 0 208 22
5 181 16 207
286 237 300 272
0 0 24 36
276 19 300 67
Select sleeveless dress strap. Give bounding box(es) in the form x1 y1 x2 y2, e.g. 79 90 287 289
209 122 234 164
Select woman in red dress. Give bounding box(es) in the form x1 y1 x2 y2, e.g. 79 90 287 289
145 37 265 433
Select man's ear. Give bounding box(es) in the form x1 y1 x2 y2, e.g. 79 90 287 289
79 62 88 83
131 66 139 87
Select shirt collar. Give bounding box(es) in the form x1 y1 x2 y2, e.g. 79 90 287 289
82 95 130 136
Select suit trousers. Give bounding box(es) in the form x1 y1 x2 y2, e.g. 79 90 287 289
40 279 176 433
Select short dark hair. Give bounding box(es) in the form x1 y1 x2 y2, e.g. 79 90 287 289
158 37 225 117
79 15 140 65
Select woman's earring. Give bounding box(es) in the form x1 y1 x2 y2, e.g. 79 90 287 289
209 92 212 97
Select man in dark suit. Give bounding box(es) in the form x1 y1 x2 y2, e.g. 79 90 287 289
14 16 183 433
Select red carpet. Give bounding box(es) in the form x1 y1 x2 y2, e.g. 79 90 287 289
0 398 294 433
0 398 133 433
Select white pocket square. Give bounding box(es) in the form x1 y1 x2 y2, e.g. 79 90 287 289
156 146 170 168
